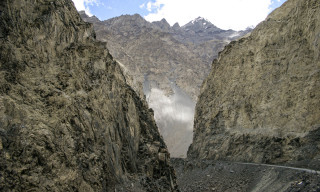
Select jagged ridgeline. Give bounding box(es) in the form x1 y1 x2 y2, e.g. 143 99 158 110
189 0 320 169
0 0 178 191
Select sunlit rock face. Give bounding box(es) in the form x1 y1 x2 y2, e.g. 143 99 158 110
0 0 178 191
188 0 320 170
80 12 251 157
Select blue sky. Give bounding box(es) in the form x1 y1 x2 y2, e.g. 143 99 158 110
269 0 287 10
86 0 152 20
72 0 287 30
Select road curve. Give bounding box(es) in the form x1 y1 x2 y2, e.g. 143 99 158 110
234 161 320 175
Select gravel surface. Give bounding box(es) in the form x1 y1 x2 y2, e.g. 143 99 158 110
171 158 320 192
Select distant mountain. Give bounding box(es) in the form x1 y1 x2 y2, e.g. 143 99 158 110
152 18 172 32
80 11 251 157
170 17 252 63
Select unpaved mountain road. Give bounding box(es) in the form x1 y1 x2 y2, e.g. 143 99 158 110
172 158 320 192
234 162 320 175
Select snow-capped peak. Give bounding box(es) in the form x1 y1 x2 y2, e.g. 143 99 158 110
191 17 209 24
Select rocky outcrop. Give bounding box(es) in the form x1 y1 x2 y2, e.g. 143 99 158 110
80 12 250 158
188 0 320 170
0 0 178 191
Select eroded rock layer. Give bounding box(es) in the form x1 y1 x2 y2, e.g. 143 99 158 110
188 0 320 170
0 0 178 191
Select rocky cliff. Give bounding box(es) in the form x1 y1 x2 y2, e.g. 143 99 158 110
80 12 250 158
188 0 320 170
0 0 178 191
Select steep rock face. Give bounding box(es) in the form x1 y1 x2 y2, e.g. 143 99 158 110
0 0 178 191
188 0 320 170
80 12 250 158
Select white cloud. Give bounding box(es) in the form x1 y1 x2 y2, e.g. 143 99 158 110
145 1 164 12
147 2 152 11
139 3 145 9
143 0 273 30
71 0 101 16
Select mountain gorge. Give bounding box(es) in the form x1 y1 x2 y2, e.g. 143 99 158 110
0 0 178 191
1 0 319 191
80 12 250 157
